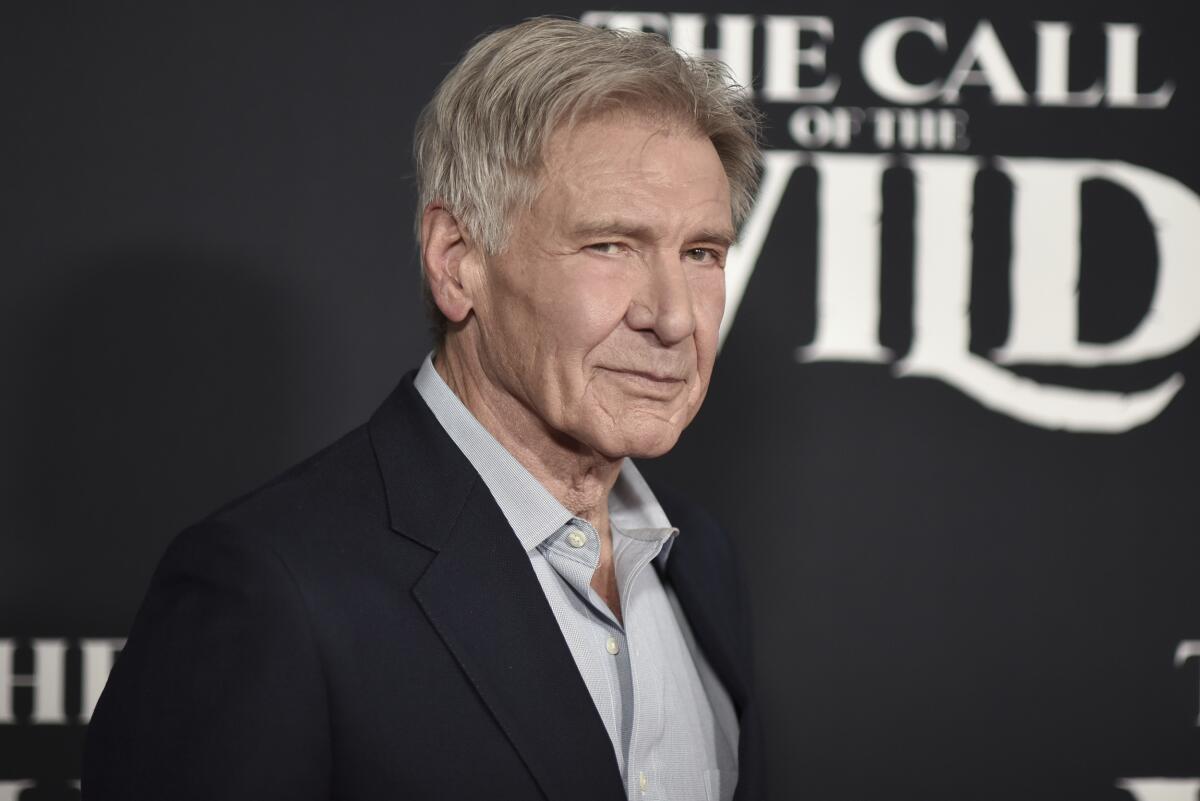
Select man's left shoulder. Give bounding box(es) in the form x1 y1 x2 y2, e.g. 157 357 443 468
651 480 739 563
647 478 749 623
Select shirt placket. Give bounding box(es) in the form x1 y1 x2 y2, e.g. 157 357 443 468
539 520 671 797
612 527 673 801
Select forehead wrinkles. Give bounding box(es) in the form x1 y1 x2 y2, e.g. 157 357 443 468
539 113 704 186
550 117 689 182
538 123 730 236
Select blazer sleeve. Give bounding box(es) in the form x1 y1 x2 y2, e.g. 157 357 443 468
82 519 331 800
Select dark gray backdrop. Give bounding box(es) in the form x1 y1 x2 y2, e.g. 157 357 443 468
4 2 1198 798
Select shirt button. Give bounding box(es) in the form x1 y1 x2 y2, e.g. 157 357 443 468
639 771 648 792
606 635 620 655
566 529 586 548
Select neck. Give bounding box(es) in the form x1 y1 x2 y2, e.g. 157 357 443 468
433 342 622 533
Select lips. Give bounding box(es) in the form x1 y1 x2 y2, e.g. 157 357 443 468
610 368 685 383
599 366 689 398
600 364 687 381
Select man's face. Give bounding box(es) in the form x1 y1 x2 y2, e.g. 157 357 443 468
465 112 733 459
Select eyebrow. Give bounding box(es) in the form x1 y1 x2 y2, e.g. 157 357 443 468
570 219 736 248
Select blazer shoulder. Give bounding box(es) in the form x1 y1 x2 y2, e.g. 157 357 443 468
149 420 424 608
172 424 393 560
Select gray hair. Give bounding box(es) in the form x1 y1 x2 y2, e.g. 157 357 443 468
413 16 763 339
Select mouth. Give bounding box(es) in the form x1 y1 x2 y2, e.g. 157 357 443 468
599 367 689 398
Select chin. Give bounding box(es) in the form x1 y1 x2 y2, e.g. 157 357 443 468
595 423 685 460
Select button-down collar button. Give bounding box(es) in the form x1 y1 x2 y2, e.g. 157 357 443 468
606 635 620 655
566 529 587 548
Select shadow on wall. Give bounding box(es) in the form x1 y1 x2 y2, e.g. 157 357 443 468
8 250 315 633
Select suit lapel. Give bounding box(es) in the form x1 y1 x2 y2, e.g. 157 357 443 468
413 482 624 801
369 375 625 801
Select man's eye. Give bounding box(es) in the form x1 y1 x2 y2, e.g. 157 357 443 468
684 248 720 264
587 242 624 256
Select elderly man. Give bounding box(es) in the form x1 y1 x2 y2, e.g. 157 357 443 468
84 17 763 801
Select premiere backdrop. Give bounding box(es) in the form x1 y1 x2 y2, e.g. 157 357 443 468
3 2 1198 798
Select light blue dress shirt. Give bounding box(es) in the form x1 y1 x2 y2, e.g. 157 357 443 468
414 355 739 801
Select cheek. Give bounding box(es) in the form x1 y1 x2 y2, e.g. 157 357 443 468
545 271 633 351
490 266 615 348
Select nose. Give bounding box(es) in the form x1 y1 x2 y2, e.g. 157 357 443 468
625 250 697 345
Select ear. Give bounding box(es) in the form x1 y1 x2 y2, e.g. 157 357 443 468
421 203 481 325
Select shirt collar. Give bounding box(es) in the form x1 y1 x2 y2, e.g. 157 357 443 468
413 353 678 561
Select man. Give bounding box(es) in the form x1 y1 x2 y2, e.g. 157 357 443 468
84 17 763 801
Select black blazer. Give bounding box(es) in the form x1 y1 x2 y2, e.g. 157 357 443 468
83 372 764 800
